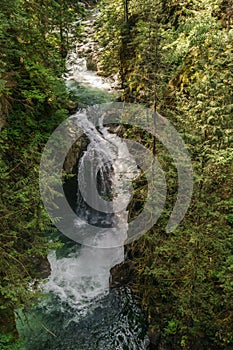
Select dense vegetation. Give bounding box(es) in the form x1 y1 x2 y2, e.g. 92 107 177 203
0 0 86 346
96 0 233 349
1 0 232 349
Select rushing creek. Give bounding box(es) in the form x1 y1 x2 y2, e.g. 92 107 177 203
17 10 150 350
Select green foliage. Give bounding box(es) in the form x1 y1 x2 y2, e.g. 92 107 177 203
164 319 180 336
95 0 124 76
0 0 85 338
97 0 233 348
0 334 24 350
1 0 232 348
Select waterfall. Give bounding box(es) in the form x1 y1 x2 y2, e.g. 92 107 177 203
44 107 139 312
18 9 150 349
44 13 139 311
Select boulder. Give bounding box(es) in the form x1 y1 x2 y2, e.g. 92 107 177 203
31 256 51 279
63 135 89 175
109 259 136 289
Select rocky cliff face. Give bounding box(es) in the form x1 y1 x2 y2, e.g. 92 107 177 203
63 135 89 175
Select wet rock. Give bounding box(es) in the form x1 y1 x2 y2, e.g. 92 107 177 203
66 100 78 112
32 256 51 279
84 46 92 54
63 135 89 175
86 27 94 35
77 48 85 55
109 259 136 288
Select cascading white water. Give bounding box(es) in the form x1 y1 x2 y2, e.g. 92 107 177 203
44 108 139 312
18 10 150 350
65 53 111 90
18 9 149 350
44 26 139 312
